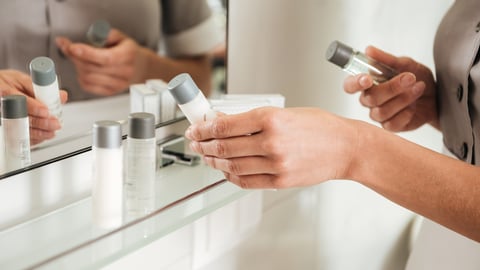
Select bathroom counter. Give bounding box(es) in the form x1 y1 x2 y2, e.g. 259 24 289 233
0 161 248 269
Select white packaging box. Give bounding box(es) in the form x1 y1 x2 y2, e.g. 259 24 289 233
129 84 160 124
146 79 177 123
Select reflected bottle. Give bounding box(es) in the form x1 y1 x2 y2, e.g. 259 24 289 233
92 120 123 229
86 19 111 48
125 112 156 220
1 95 31 171
29 56 63 124
326 40 398 85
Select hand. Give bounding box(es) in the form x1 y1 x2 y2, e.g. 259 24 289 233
0 70 68 145
343 46 438 131
185 107 359 189
56 29 146 96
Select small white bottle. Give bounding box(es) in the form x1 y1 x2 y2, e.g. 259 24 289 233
326 40 398 85
29 56 63 123
92 120 123 229
125 112 156 220
1 95 31 171
167 73 217 124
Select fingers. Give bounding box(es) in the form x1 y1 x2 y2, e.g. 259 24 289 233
343 74 374 94
77 72 129 96
186 109 267 141
203 156 277 175
190 132 268 158
224 173 278 189
365 45 400 69
368 81 425 123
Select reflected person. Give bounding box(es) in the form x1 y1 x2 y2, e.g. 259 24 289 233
185 0 480 243
0 0 220 144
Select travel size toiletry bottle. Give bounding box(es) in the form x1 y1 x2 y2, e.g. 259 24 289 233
125 112 156 219
87 19 111 48
167 73 217 124
29 56 63 123
326 40 398 84
92 120 123 229
1 95 31 171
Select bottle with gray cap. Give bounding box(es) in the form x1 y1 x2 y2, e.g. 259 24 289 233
87 19 111 48
125 112 156 219
29 56 63 123
167 73 216 124
1 95 31 171
326 40 397 85
92 120 123 229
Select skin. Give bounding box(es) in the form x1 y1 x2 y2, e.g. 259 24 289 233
0 70 68 145
185 46 480 242
56 28 213 97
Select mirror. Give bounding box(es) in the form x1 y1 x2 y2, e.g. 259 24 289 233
0 0 227 178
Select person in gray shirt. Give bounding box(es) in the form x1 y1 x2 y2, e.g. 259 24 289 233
0 0 220 144
185 0 480 245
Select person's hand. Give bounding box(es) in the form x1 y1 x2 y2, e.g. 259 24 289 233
185 107 359 189
0 70 68 145
343 46 438 131
56 29 146 96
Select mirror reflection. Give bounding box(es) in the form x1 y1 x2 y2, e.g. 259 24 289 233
0 0 227 176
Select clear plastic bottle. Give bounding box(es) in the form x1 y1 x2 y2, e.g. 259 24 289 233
326 40 398 84
125 112 156 220
92 120 123 229
86 19 111 48
167 73 217 124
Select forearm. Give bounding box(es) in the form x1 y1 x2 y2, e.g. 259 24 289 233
350 120 480 241
136 47 213 96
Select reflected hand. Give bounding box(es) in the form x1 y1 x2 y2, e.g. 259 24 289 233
0 70 68 145
56 29 146 96
185 107 358 189
343 46 438 131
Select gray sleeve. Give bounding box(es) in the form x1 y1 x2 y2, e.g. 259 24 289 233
161 0 212 35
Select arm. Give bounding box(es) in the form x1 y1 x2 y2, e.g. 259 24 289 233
185 107 480 242
0 70 68 145
56 29 212 97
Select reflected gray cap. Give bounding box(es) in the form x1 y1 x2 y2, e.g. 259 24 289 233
167 73 200 105
129 112 155 139
93 121 122 149
29 56 57 86
1 95 27 119
325 40 354 68
87 19 110 47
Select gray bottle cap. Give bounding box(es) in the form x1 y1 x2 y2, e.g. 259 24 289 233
29 56 57 86
129 112 155 139
2 95 27 119
87 20 110 47
93 120 122 149
325 40 354 68
167 73 200 105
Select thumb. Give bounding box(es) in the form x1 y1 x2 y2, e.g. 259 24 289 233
365 46 400 70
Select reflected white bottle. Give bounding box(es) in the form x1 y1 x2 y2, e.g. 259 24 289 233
167 73 217 124
125 112 156 220
1 95 31 171
92 121 123 229
29 56 63 123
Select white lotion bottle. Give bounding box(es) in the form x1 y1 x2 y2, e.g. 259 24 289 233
92 121 123 229
1 95 31 171
125 112 156 220
30 56 63 124
167 73 216 124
